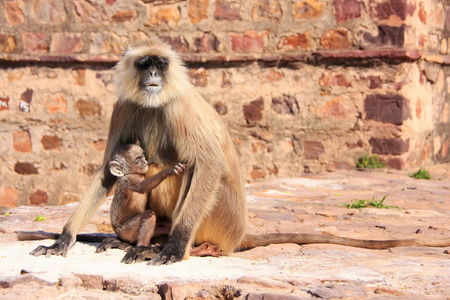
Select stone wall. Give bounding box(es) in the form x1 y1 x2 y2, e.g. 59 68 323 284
0 0 449 207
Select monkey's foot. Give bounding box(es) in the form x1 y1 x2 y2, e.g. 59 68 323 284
95 237 131 253
121 245 161 264
30 233 73 257
190 243 223 257
147 240 184 266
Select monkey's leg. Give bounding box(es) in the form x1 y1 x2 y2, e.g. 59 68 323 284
190 243 223 257
119 210 158 264
31 171 114 257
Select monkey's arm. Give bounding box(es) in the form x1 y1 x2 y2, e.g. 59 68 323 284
125 164 186 194
30 102 131 257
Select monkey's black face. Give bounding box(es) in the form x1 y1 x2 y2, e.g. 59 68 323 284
135 55 168 96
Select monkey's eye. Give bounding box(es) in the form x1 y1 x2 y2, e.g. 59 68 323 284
155 57 169 71
135 56 152 70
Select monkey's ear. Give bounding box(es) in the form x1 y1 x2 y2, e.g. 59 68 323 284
110 161 124 177
134 140 141 146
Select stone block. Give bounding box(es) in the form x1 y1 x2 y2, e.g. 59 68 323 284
213 101 228 115
50 33 84 54
160 36 189 53
14 162 38 175
292 0 326 19
320 29 351 49
231 31 267 53
361 25 405 47
147 5 181 27
215 1 241 21
364 94 410 125
0 187 18 208
73 274 104 289
272 94 299 116
194 33 219 52
304 141 324 159
369 0 415 23
112 10 138 23
333 0 363 22
386 157 404 170
19 89 33 113
319 71 351 87
277 33 309 51
243 97 264 123
29 190 48 205
41 135 63 150
22 32 48 54
251 0 283 22
190 68 208 87
5 2 25 26
13 131 32 153
45 94 67 114
76 99 102 116
74 0 107 24
0 34 17 53
369 138 409 155
90 32 127 54
0 96 10 111
251 167 267 180
32 0 67 24
189 0 209 24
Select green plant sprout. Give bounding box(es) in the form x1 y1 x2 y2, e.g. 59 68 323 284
3 212 11 217
34 215 46 221
409 167 431 180
344 195 402 209
356 154 386 169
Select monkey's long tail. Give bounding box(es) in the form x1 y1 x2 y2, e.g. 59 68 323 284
239 233 450 250
16 231 116 243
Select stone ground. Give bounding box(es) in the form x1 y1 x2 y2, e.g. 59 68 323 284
0 165 449 299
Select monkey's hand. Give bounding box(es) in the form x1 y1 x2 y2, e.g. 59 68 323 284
30 232 74 257
171 163 186 176
121 245 160 264
96 237 131 253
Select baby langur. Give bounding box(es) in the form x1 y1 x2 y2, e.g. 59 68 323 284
97 144 221 264
96 143 184 263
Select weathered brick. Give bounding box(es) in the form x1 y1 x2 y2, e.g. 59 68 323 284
333 0 363 23
361 25 405 47
0 96 10 111
190 68 208 87
5 2 25 26
421 141 431 160
90 32 127 55
251 167 267 180
316 96 355 119
292 0 326 19
441 139 449 159
112 10 138 23
74 0 107 24
252 0 283 22
319 71 352 87
22 32 48 54
277 33 309 51
160 36 189 52
0 34 17 53
76 99 102 116
32 0 67 24
0 187 18 208
50 33 84 54
81 163 100 176
369 138 410 155
259 69 284 83
445 7 450 31
231 31 267 53
272 94 299 116
41 135 63 150
73 69 86 86
189 0 209 24
418 2 426 24
14 162 39 175
244 97 264 123
45 94 67 114
29 190 48 205
369 0 415 23
147 5 181 28
19 89 33 113
320 29 351 49
221 71 233 88
13 131 32 153
367 76 382 89
194 33 219 52
215 1 241 21
364 94 410 125
213 101 228 115
304 141 324 159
